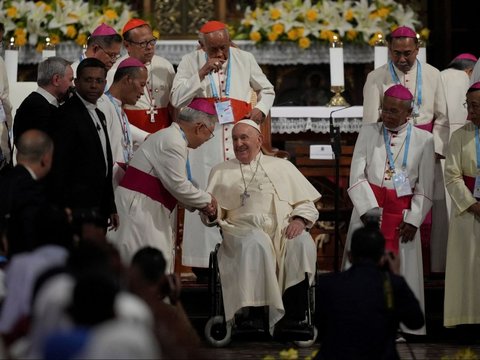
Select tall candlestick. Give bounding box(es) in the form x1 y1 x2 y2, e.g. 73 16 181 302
374 34 388 69
416 34 426 63
327 35 348 106
4 37 18 87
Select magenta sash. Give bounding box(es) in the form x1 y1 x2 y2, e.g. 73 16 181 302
414 120 434 133
463 175 480 200
119 166 177 212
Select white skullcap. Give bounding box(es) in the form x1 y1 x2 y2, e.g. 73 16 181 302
234 119 261 133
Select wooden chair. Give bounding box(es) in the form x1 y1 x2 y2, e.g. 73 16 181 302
293 144 354 271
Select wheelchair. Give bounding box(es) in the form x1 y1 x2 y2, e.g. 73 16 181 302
204 243 318 348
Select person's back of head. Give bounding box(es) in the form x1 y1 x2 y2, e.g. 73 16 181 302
37 56 70 88
350 222 385 264
33 203 74 250
131 247 166 284
16 129 54 179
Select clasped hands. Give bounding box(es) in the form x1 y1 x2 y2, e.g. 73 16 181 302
200 195 217 219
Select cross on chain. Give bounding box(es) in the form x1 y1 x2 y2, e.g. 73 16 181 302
146 98 157 123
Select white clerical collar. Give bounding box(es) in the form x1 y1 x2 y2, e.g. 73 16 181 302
36 87 59 107
76 93 97 110
385 121 409 133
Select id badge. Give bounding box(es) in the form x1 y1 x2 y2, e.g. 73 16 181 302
215 100 235 124
474 176 480 198
0 101 6 123
393 169 412 197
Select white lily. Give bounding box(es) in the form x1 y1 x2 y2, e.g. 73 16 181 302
390 4 420 30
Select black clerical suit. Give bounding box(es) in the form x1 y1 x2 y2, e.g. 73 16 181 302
50 93 115 226
314 262 424 360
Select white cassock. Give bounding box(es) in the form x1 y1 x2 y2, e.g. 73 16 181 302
108 122 212 271
0 57 13 164
444 122 480 326
107 55 175 133
97 94 148 188
363 61 450 275
203 153 320 329
170 46 275 267
470 59 480 85
346 122 435 335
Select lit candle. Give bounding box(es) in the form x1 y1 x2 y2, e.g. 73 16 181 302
374 34 388 69
42 37 56 59
4 37 18 86
416 33 426 63
329 35 344 87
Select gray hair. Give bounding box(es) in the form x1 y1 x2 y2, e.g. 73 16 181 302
177 107 217 127
37 56 71 86
198 28 229 44
16 129 53 163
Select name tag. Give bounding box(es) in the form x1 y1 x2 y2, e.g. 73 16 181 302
393 169 412 197
215 100 235 124
474 176 480 198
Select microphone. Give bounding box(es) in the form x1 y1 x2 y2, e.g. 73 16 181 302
329 105 353 157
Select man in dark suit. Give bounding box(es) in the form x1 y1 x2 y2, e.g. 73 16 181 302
50 58 118 232
13 57 74 144
314 223 425 360
0 129 53 256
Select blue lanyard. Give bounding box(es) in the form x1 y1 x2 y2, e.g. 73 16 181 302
105 91 133 163
476 126 480 170
388 59 422 110
383 123 412 172
179 128 192 181
206 49 231 99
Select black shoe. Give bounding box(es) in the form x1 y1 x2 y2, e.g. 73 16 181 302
273 318 314 342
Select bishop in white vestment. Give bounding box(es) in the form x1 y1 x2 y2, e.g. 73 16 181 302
203 120 320 331
347 85 435 335
170 21 275 268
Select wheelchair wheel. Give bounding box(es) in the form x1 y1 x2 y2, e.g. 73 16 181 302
204 315 232 347
294 326 318 348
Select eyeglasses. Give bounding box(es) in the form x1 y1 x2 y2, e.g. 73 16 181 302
378 108 403 116
202 122 215 140
464 101 480 111
127 38 157 49
96 44 121 61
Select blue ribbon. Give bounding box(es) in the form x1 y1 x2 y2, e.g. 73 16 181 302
179 128 193 181
388 59 422 113
476 126 480 170
105 91 133 164
206 49 231 99
383 123 412 172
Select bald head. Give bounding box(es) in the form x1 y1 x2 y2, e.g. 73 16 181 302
16 130 54 178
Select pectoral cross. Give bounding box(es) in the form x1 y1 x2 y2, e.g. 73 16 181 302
385 167 394 180
240 190 250 206
146 99 157 123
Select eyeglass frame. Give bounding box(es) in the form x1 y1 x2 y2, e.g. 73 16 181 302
464 101 480 112
95 44 121 61
202 122 215 140
126 38 157 49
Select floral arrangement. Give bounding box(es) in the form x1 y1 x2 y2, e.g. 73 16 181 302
263 348 318 360
441 348 479 360
232 0 429 49
0 0 135 51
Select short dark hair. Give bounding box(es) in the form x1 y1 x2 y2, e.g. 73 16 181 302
131 247 166 284
87 34 122 48
16 129 53 162
76 57 107 79
113 66 144 83
350 223 386 263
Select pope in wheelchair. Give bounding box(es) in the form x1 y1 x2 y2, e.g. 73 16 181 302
201 119 321 343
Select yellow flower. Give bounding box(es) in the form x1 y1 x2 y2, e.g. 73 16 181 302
267 32 278 42
104 9 118 20
346 29 358 41
287 28 298 41
369 10 378 19
420 28 430 40
272 23 284 35
152 30 160 39
45 4 52 12
15 34 27 47
377 7 390 18
344 9 354 22
279 348 298 360
36 43 45 52
67 12 79 20
319 30 335 42
270 8 281 20
243 19 252 27
298 37 311 49
6 7 17 18
75 33 88 46
306 9 318 22
249 31 262 42
252 8 261 20
369 33 383 46
35 1 45 7
14 28 26 37
50 34 60 45
296 27 305 38
66 25 77 39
